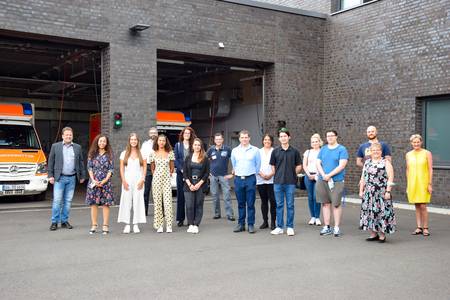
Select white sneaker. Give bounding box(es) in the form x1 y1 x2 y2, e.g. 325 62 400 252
315 219 322 226
333 226 341 237
123 224 131 234
166 226 173 233
187 225 194 233
270 227 284 235
192 225 199 234
308 217 316 225
287 228 295 236
133 224 140 233
157 226 164 233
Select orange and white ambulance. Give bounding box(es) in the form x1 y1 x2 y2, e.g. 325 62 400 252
0 103 48 200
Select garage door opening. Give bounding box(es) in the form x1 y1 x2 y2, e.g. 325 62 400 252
0 30 107 155
157 50 271 148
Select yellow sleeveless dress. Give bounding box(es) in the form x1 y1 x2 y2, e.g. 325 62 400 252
406 149 431 204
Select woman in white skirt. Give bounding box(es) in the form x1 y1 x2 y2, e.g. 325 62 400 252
117 133 147 233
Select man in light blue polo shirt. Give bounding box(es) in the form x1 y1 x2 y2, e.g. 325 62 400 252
230 130 261 234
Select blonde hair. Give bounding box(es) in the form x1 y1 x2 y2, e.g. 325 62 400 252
311 133 324 147
369 142 382 151
409 134 423 142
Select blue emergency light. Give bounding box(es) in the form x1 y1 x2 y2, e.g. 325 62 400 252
21 103 33 115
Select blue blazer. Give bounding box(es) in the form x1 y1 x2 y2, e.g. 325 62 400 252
174 142 191 173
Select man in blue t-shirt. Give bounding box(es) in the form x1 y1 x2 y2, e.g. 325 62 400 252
207 133 235 221
316 130 348 237
356 126 391 168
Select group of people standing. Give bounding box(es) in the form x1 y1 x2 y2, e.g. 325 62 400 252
47 125 434 242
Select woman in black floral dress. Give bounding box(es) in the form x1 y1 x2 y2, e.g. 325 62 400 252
359 142 396 243
86 134 115 234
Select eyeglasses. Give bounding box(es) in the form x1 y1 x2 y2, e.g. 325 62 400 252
326 135 336 137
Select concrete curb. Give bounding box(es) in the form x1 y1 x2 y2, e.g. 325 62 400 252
2 196 450 215
344 197 450 216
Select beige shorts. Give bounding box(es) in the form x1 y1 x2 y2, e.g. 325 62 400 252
315 180 345 207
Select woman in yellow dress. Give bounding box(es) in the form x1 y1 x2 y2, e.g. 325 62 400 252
406 134 433 236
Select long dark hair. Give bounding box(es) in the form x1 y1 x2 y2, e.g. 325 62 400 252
153 134 173 153
88 134 113 159
178 126 197 146
192 138 206 162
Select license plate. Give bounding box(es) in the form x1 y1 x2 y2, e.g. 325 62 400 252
0 185 25 191
1 190 25 195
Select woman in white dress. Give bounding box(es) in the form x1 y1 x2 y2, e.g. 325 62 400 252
117 133 147 233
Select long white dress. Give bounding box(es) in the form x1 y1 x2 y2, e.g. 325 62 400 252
117 151 147 224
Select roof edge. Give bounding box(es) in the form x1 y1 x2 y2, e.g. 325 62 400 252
218 0 328 19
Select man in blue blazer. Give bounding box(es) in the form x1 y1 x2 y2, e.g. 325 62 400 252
48 127 86 231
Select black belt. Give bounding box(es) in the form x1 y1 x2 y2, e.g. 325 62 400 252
238 174 255 180
62 174 76 177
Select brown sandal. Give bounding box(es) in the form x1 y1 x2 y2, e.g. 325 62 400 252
422 228 430 236
412 227 423 235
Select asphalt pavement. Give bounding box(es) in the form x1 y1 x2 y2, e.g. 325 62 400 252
0 197 449 300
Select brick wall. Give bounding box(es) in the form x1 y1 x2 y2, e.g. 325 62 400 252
323 0 450 205
0 0 325 191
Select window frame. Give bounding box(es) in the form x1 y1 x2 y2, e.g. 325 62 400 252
331 0 381 15
422 95 450 169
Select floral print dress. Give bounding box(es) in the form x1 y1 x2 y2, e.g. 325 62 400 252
359 159 396 234
85 153 114 206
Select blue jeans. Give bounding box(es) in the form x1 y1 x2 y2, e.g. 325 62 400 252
210 175 234 218
305 176 321 218
234 175 256 226
51 175 76 223
274 184 296 229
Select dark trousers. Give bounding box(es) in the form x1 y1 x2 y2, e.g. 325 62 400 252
143 165 153 216
257 184 276 225
234 175 256 226
184 189 205 226
176 170 185 222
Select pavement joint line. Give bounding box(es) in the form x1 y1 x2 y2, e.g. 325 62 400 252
1 197 450 215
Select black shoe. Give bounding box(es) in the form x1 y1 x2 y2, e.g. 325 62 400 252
177 221 184 227
270 223 276 230
213 215 221 220
49 223 57 231
233 224 245 232
366 235 379 241
248 225 255 234
61 222 73 229
227 216 235 221
259 222 268 229
378 237 386 243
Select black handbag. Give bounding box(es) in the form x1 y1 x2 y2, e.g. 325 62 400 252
296 175 307 190
296 149 310 190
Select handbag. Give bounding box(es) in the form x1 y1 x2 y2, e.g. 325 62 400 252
296 149 310 190
296 174 307 190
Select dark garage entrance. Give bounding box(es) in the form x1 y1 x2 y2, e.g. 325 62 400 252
157 50 271 148
0 30 107 156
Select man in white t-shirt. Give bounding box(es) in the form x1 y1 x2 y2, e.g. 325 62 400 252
141 127 158 216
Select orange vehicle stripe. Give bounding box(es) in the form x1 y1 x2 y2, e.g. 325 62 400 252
0 104 25 116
